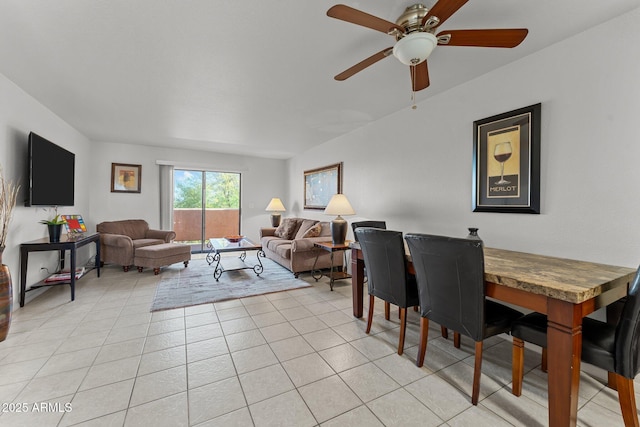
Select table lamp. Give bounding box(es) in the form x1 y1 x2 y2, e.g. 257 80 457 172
265 198 286 227
324 194 355 245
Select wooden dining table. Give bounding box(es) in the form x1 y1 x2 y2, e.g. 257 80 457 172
350 242 636 427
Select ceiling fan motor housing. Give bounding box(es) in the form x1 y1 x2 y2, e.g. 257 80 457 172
395 3 431 34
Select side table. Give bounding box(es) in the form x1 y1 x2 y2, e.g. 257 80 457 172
20 233 101 306
312 241 351 291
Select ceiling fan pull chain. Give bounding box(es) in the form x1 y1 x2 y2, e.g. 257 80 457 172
411 66 417 110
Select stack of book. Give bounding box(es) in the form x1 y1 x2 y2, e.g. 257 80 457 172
44 267 85 283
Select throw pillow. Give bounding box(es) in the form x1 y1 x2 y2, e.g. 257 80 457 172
302 223 322 238
294 219 319 240
274 218 300 240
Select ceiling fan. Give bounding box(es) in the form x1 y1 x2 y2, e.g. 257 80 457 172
327 0 528 92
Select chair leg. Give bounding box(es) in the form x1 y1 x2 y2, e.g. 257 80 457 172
366 295 375 334
454 332 461 348
441 326 448 339
398 307 407 355
385 301 390 320
472 341 483 405
541 348 548 373
512 337 525 396
416 317 429 367
615 373 640 427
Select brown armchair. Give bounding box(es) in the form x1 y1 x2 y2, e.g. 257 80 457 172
96 219 176 271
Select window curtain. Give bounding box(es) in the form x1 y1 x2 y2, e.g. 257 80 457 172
159 164 174 230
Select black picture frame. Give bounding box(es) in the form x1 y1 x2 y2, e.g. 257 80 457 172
111 163 142 193
472 103 541 214
304 162 342 210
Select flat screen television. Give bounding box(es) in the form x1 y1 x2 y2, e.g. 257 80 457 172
26 132 75 206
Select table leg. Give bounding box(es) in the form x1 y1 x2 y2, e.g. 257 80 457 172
205 240 215 265
253 250 265 276
351 250 364 318
212 251 222 281
546 298 582 427
329 252 335 291
95 238 101 278
311 251 322 282
70 247 76 301
20 249 28 307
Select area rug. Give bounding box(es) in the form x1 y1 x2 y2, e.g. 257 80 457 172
150 257 311 311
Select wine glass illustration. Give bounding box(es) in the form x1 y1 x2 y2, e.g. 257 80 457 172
493 142 512 185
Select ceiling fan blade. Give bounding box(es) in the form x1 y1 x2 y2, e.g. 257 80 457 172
438 29 529 48
327 4 404 34
335 48 393 81
422 0 469 27
410 61 430 91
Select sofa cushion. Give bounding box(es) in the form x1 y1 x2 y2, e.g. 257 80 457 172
294 219 319 240
275 243 292 259
302 223 322 238
133 238 166 249
275 218 301 240
263 237 289 252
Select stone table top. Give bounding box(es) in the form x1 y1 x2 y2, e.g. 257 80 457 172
482 247 636 304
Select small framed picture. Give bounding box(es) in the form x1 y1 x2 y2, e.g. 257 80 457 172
111 163 141 193
472 104 541 214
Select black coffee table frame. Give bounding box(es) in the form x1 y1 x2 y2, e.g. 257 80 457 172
206 238 265 281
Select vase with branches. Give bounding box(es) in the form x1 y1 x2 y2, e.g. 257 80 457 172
0 165 20 256
0 164 19 342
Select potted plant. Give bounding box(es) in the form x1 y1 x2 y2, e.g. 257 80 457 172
40 212 66 243
0 165 19 342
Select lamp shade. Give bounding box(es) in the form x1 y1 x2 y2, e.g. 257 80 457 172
392 32 438 66
265 198 286 212
324 194 355 216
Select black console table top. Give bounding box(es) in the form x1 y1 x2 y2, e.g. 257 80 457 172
19 232 101 306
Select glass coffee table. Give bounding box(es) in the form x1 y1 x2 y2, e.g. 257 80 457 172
206 237 265 281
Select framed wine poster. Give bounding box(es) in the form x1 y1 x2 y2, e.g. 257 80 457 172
472 103 541 213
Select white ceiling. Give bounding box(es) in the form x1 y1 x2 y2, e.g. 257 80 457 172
0 0 638 159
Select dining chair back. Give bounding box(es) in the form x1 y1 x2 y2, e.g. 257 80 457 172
355 227 419 355
511 265 640 426
352 221 387 242
405 233 523 405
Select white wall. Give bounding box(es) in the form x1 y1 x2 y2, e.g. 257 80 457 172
89 141 287 243
0 78 287 307
0 73 94 301
286 7 640 268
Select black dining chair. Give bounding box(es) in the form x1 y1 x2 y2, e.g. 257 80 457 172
511 265 640 426
352 221 387 283
355 227 419 355
405 233 523 405
351 220 387 241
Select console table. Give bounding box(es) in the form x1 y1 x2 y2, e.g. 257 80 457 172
20 233 101 306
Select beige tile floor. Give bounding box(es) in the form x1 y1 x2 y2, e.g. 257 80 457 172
0 258 636 426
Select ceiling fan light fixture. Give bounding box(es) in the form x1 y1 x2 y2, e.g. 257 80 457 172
393 32 437 65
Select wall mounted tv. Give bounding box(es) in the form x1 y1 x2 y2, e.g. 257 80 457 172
25 132 75 206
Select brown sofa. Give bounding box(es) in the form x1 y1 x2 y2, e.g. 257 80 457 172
260 218 342 277
96 219 176 272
